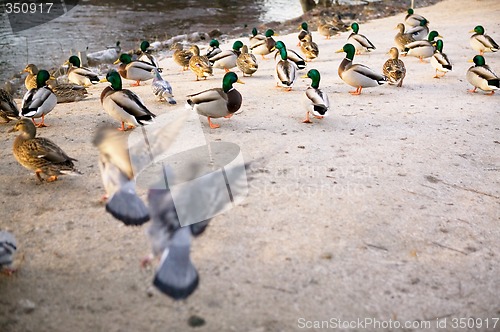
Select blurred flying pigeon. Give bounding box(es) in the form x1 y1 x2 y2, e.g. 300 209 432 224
93 113 187 225
0 231 17 274
151 68 176 104
146 161 249 300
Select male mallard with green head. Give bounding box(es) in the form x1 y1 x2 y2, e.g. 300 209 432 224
138 40 160 69
403 30 441 62
405 8 428 27
100 70 156 131
431 39 452 78
297 22 311 46
302 69 329 124
65 55 100 87
347 22 376 55
250 29 276 60
21 69 57 127
466 55 499 95
8 118 81 182
114 53 155 86
206 39 222 59
336 43 386 95
209 40 244 72
274 43 298 91
187 72 244 129
274 41 306 70
469 25 498 55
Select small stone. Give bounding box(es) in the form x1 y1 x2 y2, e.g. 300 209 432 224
188 314 206 327
18 299 36 314
297 145 305 149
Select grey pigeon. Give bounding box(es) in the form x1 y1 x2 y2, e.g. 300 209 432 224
146 160 249 300
0 231 17 272
93 113 187 225
151 68 176 104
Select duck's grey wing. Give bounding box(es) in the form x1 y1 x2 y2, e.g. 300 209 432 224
0 231 17 267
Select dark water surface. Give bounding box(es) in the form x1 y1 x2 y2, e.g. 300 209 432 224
0 0 305 83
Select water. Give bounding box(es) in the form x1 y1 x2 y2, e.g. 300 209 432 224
0 0 304 84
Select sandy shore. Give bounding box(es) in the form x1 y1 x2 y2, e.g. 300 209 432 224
1 0 499 331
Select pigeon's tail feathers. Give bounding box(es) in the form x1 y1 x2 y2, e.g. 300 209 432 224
153 228 199 300
106 190 150 226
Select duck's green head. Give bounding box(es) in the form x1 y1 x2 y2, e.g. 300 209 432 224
407 8 414 15
473 25 485 35
36 70 52 88
105 70 122 90
277 43 288 60
209 39 220 47
232 40 244 51
251 27 258 37
336 43 356 60
265 29 275 38
116 53 133 64
306 69 321 89
68 55 81 68
427 30 441 41
222 71 244 93
350 22 360 34
275 41 285 50
140 40 150 52
301 22 308 31
472 55 486 66
419 18 428 26
435 39 444 52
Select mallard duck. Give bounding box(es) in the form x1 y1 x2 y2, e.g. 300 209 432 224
187 72 243 129
274 41 306 70
0 88 20 123
394 23 416 52
48 81 88 103
206 39 222 59
114 53 155 86
297 22 311 46
336 43 386 95
237 45 258 77
302 69 329 124
188 45 213 81
347 22 376 54
405 8 428 27
23 64 38 90
383 47 406 87
300 34 319 61
151 68 176 104
171 43 192 71
466 55 499 95
405 19 429 41
469 25 498 55
249 27 266 49
138 40 160 69
88 41 121 66
431 39 452 78
274 43 298 91
209 40 244 72
21 69 57 127
403 30 441 62
318 21 338 40
100 70 156 131
8 118 81 182
65 55 100 87
249 29 276 60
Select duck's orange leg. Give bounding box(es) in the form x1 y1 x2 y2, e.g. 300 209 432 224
207 117 220 129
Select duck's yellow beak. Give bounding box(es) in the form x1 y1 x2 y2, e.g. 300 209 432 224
50 75 56 80
437 34 443 38
99 78 108 83
335 47 344 53
63 60 70 66
113 59 121 64
301 74 308 78
467 59 474 63
468 29 475 33
236 79 245 84
346 26 352 31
